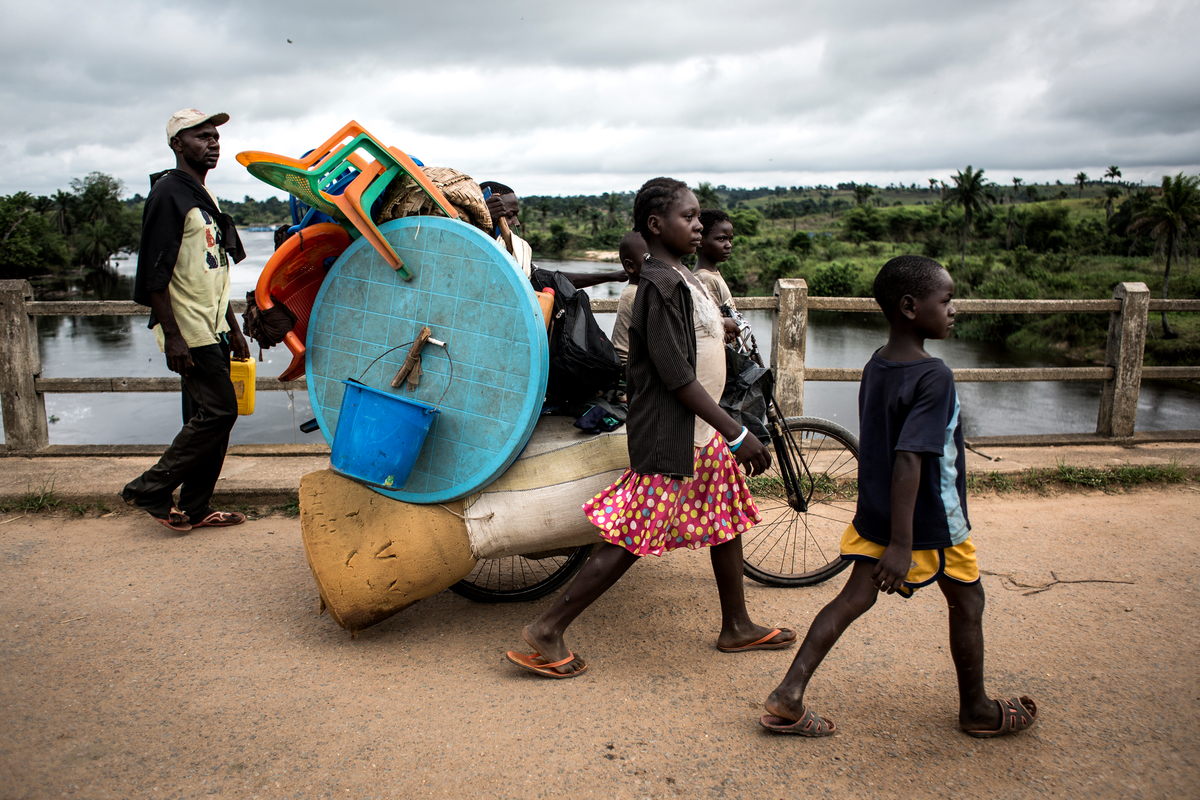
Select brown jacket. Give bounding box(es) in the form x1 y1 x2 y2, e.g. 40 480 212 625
626 257 698 477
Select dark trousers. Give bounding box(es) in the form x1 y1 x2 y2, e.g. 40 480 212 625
123 339 238 521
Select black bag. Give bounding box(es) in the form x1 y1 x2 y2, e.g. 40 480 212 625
241 290 297 352
531 269 622 404
720 346 772 446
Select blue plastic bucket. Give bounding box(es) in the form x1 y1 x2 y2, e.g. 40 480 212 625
330 380 439 489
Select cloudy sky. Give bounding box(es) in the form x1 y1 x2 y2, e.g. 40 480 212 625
3 0 1198 201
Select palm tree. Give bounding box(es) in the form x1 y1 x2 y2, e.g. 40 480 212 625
1004 206 1027 250
928 178 938 194
1075 172 1089 198
1129 172 1200 338
694 182 721 209
943 165 997 269
1011 177 1023 203
1103 186 1123 220
602 192 623 226
1104 165 1122 185
852 184 874 206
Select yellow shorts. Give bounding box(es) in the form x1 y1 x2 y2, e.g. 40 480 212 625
840 524 979 598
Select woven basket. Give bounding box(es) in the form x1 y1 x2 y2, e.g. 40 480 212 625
378 166 492 233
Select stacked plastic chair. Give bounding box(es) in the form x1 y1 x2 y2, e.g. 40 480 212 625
236 121 460 280
239 122 466 381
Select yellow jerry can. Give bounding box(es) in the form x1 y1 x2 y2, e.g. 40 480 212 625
230 357 256 416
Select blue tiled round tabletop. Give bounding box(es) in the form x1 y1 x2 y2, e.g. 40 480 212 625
305 216 549 503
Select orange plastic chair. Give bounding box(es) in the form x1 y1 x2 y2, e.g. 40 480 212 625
238 124 460 279
235 120 369 171
256 223 352 382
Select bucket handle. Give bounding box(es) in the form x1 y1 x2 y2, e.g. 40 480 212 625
353 338 454 413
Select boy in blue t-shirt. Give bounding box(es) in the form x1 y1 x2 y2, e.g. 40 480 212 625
759 255 1038 739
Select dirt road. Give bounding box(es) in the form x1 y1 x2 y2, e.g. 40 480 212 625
1 485 1197 799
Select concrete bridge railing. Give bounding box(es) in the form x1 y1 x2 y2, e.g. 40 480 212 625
2 279 1198 452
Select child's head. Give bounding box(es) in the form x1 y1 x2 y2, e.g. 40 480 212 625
873 255 956 336
618 231 647 282
698 209 733 265
632 177 701 255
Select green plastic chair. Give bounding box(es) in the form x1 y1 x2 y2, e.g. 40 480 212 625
240 128 460 278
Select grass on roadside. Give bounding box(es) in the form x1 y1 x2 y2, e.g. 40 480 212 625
0 478 62 513
967 460 1191 494
272 498 301 517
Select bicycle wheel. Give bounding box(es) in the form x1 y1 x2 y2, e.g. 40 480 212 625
742 416 859 587
449 545 593 603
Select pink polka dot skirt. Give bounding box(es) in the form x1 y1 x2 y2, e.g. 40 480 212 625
584 432 761 557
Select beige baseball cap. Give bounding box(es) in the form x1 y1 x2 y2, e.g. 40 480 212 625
166 109 230 143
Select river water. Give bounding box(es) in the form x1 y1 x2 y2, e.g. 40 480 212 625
8 232 1197 446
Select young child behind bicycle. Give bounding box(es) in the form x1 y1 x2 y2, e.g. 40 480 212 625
760 255 1038 738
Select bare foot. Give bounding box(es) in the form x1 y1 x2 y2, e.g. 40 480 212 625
521 623 585 676
959 698 1004 732
763 686 809 725
717 624 797 652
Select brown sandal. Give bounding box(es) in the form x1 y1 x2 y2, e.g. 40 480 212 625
962 696 1038 738
760 707 837 737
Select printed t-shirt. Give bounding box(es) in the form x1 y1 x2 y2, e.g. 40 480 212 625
153 188 231 351
852 350 970 550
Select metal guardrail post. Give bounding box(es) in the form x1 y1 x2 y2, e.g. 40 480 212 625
772 278 808 418
1096 281 1150 438
0 280 49 451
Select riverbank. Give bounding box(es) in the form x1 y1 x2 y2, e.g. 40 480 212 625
1 485 1196 798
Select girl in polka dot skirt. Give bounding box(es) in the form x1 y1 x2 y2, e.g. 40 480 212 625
506 178 796 678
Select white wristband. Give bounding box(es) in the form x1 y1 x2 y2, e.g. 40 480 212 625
728 427 749 451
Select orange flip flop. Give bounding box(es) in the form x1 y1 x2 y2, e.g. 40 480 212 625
505 651 588 679
717 628 797 653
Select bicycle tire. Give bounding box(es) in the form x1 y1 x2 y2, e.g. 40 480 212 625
742 416 859 587
449 545 593 603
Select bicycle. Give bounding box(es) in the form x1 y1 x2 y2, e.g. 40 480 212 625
450 307 858 601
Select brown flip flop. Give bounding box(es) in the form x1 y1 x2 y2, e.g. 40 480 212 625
717 628 797 653
191 510 247 528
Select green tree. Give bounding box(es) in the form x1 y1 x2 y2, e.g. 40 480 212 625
536 199 551 230
1129 172 1200 338
809 261 858 297
1075 171 1089 198
694 182 721 209
852 184 874 206
729 208 762 237
1103 186 1122 220
1104 165 1121 184
788 231 814 259
1011 176 1023 202
0 192 70 278
602 192 623 226
548 220 571 255
943 165 996 269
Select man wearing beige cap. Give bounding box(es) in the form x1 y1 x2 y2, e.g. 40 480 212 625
123 109 252 533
